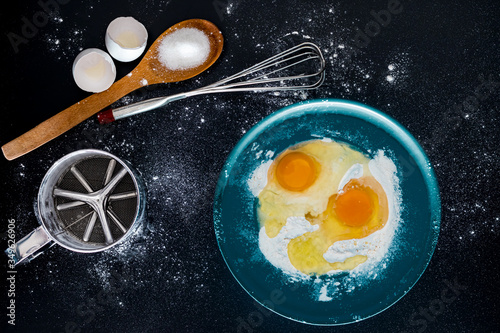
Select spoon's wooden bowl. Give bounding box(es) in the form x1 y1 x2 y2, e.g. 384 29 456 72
144 19 224 84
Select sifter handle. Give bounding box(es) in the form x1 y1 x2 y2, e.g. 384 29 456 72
5 226 53 266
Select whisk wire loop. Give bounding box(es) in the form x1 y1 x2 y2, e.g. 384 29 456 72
102 42 326 122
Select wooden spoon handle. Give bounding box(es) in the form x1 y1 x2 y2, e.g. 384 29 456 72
2 73 142 161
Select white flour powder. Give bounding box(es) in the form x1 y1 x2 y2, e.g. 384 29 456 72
248 159 272 196
259 216 318 280
249 147 402 299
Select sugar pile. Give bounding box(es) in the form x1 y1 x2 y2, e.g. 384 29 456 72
158 28 210 70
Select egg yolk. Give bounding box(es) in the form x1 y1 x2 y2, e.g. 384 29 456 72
334 187 374 227
287 176 389 275
275 152 318 192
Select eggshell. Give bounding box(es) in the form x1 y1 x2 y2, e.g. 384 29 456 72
72 48 116 93
105 17 148 62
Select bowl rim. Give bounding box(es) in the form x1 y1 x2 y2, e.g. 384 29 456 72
213 98 441 325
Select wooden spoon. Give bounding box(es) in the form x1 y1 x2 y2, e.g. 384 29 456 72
2 19 223 161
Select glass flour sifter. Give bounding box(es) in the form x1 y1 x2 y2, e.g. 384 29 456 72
5 149 146 266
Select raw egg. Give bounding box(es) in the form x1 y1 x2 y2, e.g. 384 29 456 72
275 151 319 191
257 139 389 275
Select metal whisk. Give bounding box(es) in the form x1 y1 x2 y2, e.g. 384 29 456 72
97 42 326 124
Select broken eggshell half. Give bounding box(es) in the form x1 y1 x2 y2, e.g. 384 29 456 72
105 16 148 62
72 48 116 93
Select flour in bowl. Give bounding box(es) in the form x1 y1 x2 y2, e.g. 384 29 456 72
249 143 403 296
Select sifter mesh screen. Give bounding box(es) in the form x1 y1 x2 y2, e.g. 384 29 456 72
54 157 138 246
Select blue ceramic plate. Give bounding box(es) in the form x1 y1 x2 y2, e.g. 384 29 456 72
213 99 440 325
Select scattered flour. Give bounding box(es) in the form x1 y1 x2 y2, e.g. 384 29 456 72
318 283 333 302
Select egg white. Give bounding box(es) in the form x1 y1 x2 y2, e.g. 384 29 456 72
254 147 401 275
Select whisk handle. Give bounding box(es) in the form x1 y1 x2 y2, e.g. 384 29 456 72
97 94 187 124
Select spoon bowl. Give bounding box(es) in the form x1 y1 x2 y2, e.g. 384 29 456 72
2 19 223 161
143 19 224 84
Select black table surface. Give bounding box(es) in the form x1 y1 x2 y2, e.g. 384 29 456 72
1 0 499 332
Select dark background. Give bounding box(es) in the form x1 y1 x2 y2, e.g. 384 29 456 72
1 0 499 332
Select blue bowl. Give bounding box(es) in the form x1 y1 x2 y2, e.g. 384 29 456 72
213 99 440 325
